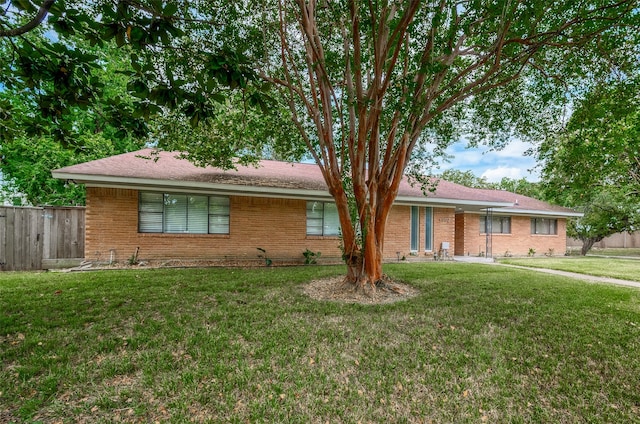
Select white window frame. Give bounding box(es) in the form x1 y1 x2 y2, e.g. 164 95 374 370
306 201 340 236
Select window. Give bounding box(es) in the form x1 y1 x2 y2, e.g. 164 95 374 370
424 207 433 251
480 216 511 234
306 201 340 236
531 218 557 235
138 192 229 234
410 206 419 251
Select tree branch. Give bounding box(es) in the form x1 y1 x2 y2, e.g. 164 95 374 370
0 0 55 37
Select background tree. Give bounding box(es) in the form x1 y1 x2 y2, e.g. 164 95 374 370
494 177 545 200
538 77 640 255
0 35 147 205
568 189 639 256
439 170 494 189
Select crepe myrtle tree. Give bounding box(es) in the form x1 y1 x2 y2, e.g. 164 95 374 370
2 0 639 289
253 0 638 289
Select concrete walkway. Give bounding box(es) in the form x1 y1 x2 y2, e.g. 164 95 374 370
490 263 640 290
453 256 495 263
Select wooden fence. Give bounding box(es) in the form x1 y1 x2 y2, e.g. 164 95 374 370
0 206 85 271
567 232 640 250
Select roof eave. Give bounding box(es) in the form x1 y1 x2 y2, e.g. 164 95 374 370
51 173 335 201
394 195 513 209
497 208 583 218
53 172 577 216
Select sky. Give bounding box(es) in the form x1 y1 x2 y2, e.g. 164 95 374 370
437 140 541 182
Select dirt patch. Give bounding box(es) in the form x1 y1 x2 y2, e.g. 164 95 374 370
302 276 419 305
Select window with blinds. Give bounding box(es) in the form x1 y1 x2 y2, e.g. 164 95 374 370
306 201 340 236
531 218 557 235
138 192 230 234
480 216 511 234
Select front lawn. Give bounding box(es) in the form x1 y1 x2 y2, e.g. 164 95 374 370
500 256 640 282
589 247 640 257
1 263 639 422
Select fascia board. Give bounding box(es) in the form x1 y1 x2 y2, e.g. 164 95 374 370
495 208 584 218
51 173 335 201
394 196 513 209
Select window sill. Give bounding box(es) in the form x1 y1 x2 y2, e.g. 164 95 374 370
306 235 340 240
138 233 230 238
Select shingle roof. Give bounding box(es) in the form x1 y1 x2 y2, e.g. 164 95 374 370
52 149 579 216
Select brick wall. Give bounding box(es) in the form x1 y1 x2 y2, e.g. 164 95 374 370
86 187 345 263
86 188 567 262
384 206 455 260
454 212 568 257
87 188 458 263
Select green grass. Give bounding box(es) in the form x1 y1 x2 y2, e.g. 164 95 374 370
500 256 640 282
588 247 640 257
565 247 640 257
1 264 640 423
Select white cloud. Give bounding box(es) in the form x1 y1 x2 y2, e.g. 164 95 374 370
435 140 540 182
482 167 525 182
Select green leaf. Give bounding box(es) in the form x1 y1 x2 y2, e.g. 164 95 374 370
13 0 35 12
163 3 179 16
115 32 126 48
130 27 146 42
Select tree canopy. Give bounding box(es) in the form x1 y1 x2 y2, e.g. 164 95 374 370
537 71 640 255
539 79 640 203
0 32 147 205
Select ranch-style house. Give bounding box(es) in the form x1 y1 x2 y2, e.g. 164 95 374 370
52 149 580 264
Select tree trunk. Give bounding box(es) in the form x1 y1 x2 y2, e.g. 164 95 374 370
343 229 385 293
338 172 398 293
581 238 596 256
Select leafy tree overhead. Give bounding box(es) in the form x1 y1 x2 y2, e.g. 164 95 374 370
0 32 147 205
2 0 639 289
1 0 287 204
154 93 308 170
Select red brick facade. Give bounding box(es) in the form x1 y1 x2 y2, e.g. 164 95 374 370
454 212 568 257
379 206 456 260
86 187 458 264
85 187 568 263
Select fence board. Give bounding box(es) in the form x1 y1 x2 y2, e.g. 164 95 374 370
0 206 85 271
43 207 84 260
0 208 8 269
